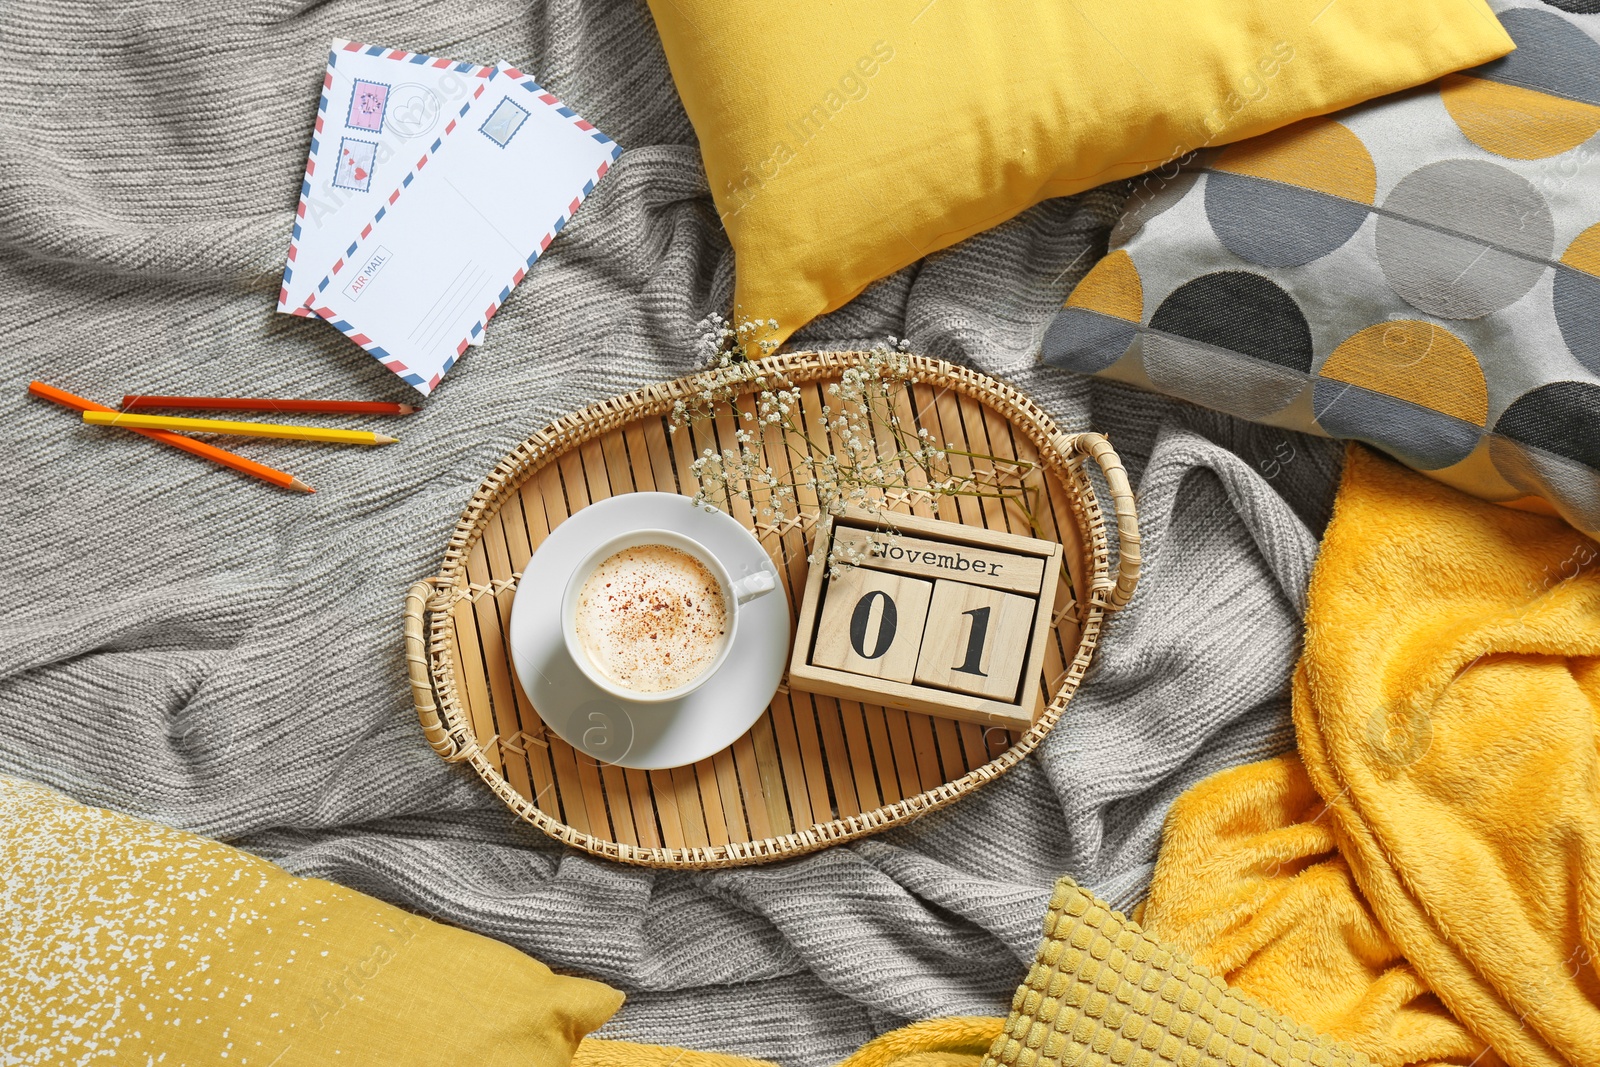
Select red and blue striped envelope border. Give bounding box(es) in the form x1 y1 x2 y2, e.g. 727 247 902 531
278 40 495 315
310 65 623 394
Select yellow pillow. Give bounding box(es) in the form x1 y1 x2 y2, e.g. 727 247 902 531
646 0 1513 345
0 775 622 1066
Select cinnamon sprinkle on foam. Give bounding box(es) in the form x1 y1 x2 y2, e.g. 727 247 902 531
575 545 727 693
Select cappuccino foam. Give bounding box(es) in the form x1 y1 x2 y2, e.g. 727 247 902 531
574 544 728 693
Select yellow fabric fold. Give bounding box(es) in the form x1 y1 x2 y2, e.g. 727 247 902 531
1143 755 1497 1065
574 1018 1001 1067
836 1018 1002 1067
1144 444 1600 1067
574 1038 782 1066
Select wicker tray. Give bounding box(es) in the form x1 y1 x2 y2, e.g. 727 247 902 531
402 351 1140 867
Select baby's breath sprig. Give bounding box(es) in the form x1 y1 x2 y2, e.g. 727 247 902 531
669 315 1042 575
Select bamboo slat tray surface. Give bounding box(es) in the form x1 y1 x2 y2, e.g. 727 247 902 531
403 351 1140 867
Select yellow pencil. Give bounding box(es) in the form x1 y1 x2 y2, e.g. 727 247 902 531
82 410 398 446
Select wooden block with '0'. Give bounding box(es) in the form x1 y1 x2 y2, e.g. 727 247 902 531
809 567 933 683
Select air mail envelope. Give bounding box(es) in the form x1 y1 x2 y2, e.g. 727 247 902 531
277 41 494 319
308 65 621 395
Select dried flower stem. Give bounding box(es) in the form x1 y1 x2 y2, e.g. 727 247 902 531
670 317 1053 575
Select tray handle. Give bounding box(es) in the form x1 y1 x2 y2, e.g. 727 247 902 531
404 580 475 762
1065 432 1141 610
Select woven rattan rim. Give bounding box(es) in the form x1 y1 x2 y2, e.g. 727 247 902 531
403 351 1140 867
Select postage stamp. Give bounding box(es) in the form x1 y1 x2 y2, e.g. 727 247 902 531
346 79 390 133
332 136 378 193
478 97 530 148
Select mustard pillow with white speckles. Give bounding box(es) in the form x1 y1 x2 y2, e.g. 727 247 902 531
0 774 623 1066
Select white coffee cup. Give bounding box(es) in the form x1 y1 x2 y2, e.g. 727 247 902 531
561 528 777 703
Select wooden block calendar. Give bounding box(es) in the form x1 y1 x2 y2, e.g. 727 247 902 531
788 508 1063 731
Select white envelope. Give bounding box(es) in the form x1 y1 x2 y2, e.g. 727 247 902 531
278 40 494 322
308 64 621 395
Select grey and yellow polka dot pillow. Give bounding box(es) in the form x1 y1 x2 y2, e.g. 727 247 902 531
1042 0 1600 539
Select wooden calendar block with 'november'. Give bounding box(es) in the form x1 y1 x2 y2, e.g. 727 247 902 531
830 527 1045 595
789 508 1063 731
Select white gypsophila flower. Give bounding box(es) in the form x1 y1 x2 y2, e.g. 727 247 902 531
668 321 1042 565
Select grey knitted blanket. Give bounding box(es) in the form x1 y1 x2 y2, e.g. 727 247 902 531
0 1 1343 1063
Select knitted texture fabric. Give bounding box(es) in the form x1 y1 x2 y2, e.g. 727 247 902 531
1143 445 1600 1067
0 1 1343 1063
577 880 1374 1067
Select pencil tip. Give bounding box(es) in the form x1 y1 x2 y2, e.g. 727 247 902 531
290 478 316 493
374 434 400 444
398 404 417 415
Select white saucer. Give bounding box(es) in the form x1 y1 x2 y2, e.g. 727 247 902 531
507 492 790 770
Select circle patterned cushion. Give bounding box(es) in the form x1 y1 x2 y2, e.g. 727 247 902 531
1042 0 1600 538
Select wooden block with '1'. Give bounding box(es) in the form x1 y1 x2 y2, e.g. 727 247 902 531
810 567 933 683
913 580 1037 700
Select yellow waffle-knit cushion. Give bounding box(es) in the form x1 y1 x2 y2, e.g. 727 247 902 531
982 877 1372 1067
0 774 623 1065
644 0 1513 345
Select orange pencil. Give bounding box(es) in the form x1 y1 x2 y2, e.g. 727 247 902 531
122 395 416 416
29 382 315 493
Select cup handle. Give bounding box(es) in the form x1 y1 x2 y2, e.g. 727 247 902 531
731 568 777 604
